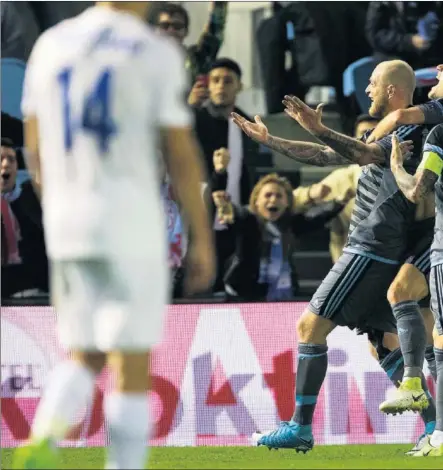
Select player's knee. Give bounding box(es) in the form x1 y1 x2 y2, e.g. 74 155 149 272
387 265 428 304
108 351 151 393
433 328 443 349
72 351 106 375
382 332 399 352
296 310 334 344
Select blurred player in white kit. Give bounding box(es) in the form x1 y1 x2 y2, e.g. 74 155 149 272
13 2 215 469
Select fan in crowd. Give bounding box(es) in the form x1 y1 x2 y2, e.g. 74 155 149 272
147 0 228 105
1 137 48 297
211 152 354 301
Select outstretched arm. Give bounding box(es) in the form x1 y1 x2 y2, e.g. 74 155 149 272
231 112 353 167
265 135 354 166
390 133 439 203
282 96 387 166
367 98 443 144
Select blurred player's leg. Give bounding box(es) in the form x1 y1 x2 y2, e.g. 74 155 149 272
97 254 167 469
32 352 104 441
105 352 151 469
13 262 107 469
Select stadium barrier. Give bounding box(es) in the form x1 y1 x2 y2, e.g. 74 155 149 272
2 303 434 448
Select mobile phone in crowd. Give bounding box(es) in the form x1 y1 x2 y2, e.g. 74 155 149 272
197 74 208 87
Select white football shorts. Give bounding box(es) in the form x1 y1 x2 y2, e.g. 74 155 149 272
51 256 169 352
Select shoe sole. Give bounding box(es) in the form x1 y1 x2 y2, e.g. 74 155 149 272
252 432 313 453
379 400 429 415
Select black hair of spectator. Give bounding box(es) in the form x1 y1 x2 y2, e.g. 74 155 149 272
209 58 243 79
147 2 189 29
1 137 15 148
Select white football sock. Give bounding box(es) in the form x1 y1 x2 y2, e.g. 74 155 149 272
104 393 150 469
430 430 443 447
32 360 95 441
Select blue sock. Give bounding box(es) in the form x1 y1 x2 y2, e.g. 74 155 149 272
291 343 328 427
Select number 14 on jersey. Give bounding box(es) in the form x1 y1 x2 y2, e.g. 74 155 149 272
58 67 117 154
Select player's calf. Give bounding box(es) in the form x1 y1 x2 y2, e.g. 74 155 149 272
294 311 335 430
388 265 428 380
252 311 335 452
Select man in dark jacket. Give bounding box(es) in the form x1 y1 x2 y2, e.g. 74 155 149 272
194 58 261 207
193 58 266 291
366 2 443 69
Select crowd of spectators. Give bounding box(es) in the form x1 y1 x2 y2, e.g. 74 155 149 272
1 1 442 304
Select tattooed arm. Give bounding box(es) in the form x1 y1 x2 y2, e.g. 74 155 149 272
265 135 354 166
390 133 438 203
230 112 352 167
281 95 392 166
391 166 437 203
313 127 386 166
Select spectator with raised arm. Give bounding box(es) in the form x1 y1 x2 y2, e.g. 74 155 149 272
148 1 228 108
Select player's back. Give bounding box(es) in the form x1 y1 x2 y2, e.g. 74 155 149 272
23 6 181 260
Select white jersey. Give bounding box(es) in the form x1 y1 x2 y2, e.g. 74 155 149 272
21 6 191 261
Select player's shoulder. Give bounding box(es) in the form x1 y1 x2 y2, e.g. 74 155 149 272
426 123 443 146
395 122 427 142
142 28 185 63
28 12 83 61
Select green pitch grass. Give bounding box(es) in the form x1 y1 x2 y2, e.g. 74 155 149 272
2 445 442 469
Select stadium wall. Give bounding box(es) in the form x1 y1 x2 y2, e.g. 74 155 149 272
1 304 434 448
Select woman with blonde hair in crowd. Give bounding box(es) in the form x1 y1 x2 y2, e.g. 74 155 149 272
212 166 353 301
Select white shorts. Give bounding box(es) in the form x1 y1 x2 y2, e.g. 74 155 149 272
51 257 169 352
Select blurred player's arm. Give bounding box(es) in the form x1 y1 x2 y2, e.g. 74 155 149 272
162 128 212 239
367 98 443 143
23 116 42 199
391 132 441 203
158 44 215 294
